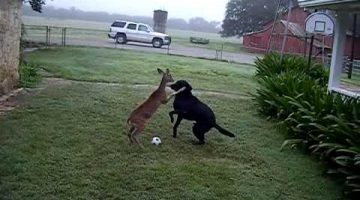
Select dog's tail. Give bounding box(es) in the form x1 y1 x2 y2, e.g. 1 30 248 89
214 124 235 137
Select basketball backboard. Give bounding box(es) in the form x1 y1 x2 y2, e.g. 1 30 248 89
305 12 334 35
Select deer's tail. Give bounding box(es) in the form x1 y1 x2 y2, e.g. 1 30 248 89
214 124 235 138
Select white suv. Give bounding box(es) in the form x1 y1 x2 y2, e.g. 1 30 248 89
108 20 171 48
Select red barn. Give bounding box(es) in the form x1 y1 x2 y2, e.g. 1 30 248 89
243 7 360 59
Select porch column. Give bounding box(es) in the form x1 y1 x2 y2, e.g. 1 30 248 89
328 11 349 91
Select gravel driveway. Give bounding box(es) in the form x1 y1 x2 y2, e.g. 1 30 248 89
64 38 258 65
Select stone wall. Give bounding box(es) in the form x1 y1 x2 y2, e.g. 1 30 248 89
0 0 22 95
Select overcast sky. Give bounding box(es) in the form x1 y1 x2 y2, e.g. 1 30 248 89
45 0 229 21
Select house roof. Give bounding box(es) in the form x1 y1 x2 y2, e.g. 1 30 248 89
297 0 360 11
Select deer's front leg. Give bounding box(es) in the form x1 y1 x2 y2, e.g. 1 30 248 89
162 87 186 104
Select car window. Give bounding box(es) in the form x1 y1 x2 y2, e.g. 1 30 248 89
111 22 126 28
126 23 137 30
138 25 149 32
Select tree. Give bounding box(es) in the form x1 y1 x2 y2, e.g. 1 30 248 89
221 0 279 37
27 0 45 12
0 0 45 95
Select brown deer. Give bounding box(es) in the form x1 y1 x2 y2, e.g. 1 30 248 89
127 68 184 145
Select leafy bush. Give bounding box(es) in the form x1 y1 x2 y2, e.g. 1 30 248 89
255 53 329 86
19 62 40 88
254 53 360 198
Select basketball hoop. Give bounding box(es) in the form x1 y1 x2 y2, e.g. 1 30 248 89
305 12 335 66
305 12 334 35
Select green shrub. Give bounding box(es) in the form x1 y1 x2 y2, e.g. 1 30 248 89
19 62 40 88
255 71 326 118
255 52 329 86
254 53 360 198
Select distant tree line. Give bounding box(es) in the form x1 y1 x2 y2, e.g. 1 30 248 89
23 5 221 33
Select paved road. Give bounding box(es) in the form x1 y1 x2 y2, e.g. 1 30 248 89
64 38 258 65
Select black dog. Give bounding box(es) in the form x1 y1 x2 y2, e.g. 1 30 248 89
169 80 235 144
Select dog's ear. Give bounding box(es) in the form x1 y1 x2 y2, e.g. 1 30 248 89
157 68 164 74
184 81 193 92
166 68 170 74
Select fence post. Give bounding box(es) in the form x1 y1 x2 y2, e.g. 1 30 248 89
64 28 66 46
61 28 66 46
46 26 51 46
61 28 63 46
220 44 223 60
46 26 49 46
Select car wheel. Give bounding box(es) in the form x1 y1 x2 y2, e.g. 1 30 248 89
116 34 127 44
152 38 163 48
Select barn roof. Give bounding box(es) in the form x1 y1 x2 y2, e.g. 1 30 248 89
280 20 306 38
279 20 332 48
244 20 331 49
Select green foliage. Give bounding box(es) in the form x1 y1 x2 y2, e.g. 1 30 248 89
254 53 360 198
221 0 283 37
24 0 46 13
255 53 329 85
18 62 40 88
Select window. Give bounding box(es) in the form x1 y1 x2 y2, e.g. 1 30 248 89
126 23 137 30
138 25 149 32
111 21 126 28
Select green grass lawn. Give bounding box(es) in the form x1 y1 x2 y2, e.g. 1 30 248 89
0 47 342 199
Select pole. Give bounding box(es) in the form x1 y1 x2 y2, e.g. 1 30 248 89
308 35 314 66
348 14 357 79
304 35 308 58
307 9 318 67
280 0 293 61
322 36 325 64
267 0 283 53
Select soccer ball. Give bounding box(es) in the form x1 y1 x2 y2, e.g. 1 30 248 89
151 136 161 145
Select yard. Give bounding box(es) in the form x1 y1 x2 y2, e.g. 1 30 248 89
0 47 342 199
22 16 244 53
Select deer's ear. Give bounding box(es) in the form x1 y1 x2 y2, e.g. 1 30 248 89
166 68 170 74
157 68 164 74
